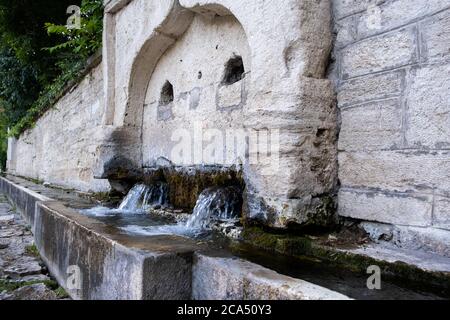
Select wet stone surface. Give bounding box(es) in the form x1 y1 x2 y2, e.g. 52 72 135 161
0 193 68 300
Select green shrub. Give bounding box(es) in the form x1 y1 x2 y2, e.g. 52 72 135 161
7 0 103 139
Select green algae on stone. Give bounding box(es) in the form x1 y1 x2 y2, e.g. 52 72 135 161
307 195 338 228
25 244 40 257
142 166 245 211
239 226 450 297
240 226 313 256
0 279 56 293
53 286 70 299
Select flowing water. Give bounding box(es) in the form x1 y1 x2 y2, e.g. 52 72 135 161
120 186 241 237
78 183 449 300
119 183 168 211
81 184 241 238
82 183 168 217
186 187 240 229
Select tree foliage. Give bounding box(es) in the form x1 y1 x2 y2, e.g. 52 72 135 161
45 0 103 59
0 0 103 170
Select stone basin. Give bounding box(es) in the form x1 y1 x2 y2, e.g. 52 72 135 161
3 174 449 300
0 175 350 300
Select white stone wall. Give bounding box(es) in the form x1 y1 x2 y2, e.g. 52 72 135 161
142 14 250 167
6 0 450 250
7 63 110 192
331 0 450 240
99 0 337 228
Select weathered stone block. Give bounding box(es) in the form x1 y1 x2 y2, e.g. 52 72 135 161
339 150 450 194
157 102 174 121
356 0 450 40
341 26 418 79
332 0 384 19
339 98 403 151
338 189 433 227
192 254 350 300
405 64 450 149
335 15 358 48
337 69 404 107
420 9 450 63
434 196 450 231
0 177 50 229
34 201 196 300
391 225 450 257
216 80 245 110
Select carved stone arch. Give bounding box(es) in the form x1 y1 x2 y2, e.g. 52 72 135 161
119 1 251 171
124 3 193 129
98 0 337 229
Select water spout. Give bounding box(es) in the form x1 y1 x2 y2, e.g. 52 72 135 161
119 183 168 211
120 186 242 237
118 184 147 211
185 187 241 229
81 182 168 217
81 183 242 238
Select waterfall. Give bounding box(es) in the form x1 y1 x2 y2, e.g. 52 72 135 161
81 182 168 217
118 183 168 211
185 187 240 229
118 184 148 211
120 186 242 237
82 182 242 238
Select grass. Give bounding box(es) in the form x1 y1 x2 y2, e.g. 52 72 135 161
53 286 69 299
0 279 51 293
24 244 40 257
0 278 69 299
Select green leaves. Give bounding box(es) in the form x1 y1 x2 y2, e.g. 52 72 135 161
43 0 103 59
8 58 85 138
6 0 103 137
45 23 69 35
0 0 103 168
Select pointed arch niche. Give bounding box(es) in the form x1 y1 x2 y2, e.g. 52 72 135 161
140 12 251 167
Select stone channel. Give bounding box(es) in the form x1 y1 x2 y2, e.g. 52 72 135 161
0 175 350 300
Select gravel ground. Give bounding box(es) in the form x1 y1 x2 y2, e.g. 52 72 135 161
0 193 69 300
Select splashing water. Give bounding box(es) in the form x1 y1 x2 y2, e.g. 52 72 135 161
120 186 242 237
119 183 168 211
81 183 241 238
81 183 168 217
185 187 240 229
118 184 148 211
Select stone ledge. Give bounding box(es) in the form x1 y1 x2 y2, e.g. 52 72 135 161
239 226 450 297
192 253 350 300
342 242 450 274
0 176 51 228
35 201 196 300
0 175 350 300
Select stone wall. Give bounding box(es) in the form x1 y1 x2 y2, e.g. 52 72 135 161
142 13 251 167
4 0 450 250
96 0 337 229
7 62 109 192
331 0 450 245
